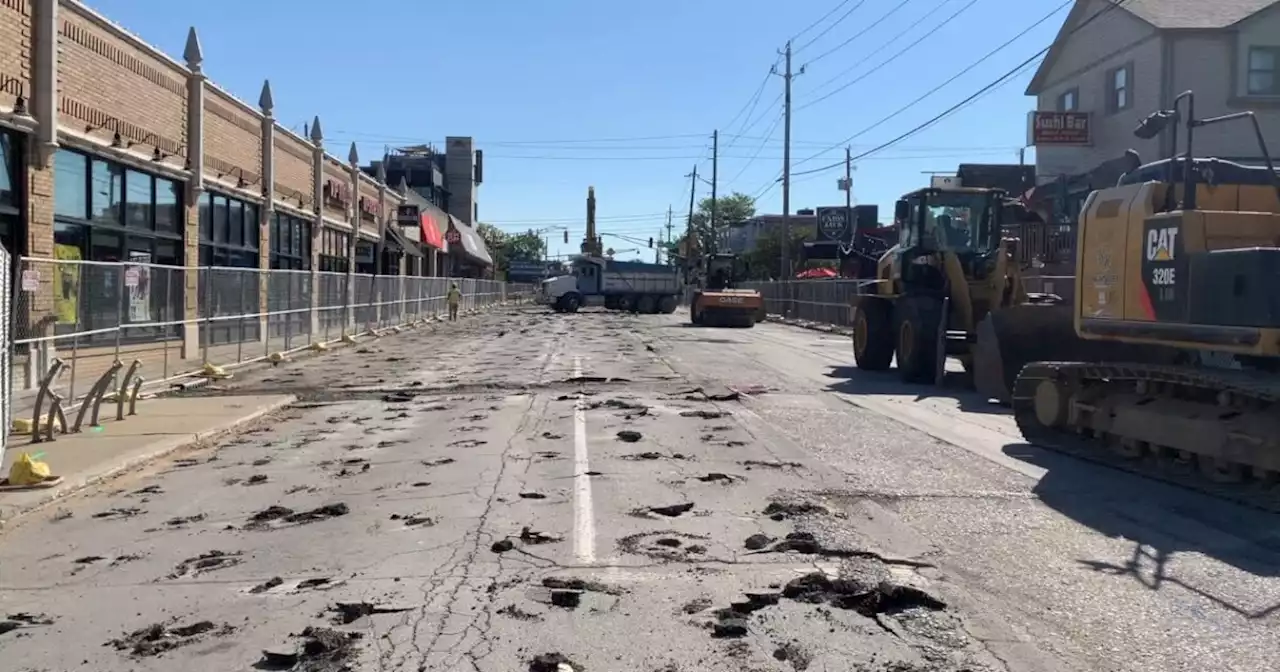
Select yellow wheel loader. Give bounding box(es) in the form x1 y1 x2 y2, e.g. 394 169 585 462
850 185 1155 399
1012 92 1280 503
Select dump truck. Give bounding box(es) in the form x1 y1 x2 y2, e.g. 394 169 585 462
1009 92 1280 504
540 255 682 314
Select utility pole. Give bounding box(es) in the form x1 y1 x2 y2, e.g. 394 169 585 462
685 164 698 249
663 205 673 263
773 41 804 283
844 145 853 230
709 130 718 255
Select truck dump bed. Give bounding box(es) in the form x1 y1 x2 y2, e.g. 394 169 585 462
598 259 682 295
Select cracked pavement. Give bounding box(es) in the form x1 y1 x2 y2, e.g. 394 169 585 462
1 306 1277 672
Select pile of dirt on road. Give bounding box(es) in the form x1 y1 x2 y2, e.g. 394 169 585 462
259 626 364 672
107 620 235 657
246 503 349 529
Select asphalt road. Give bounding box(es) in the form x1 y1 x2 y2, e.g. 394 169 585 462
0 306 1276 672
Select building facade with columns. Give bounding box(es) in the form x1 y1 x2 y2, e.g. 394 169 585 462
0 0 418 360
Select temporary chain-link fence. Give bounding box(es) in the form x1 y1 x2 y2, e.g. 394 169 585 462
9 257 532 430
741 274 1075 330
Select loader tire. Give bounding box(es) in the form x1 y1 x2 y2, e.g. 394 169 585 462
894 295 943 384
852 299 894 372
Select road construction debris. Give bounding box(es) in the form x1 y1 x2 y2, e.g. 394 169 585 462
520 526 563 545
497 604 542 621
744 534 774 551
328 601 414 625
696 472 738 483
616 430 643 442
550 590 582 609
680 409 730 419
258 626 363 672
107 620 234 657
249 576 284 593
529 652 582 672
93 507 143 519
585 398 648 411
681 598 713 614
540 431 564 440
74 555 105 564
740 460 803 470
168 550 243 578
647 502 695 517
1 612 54 636
520 491 548 500
422 457 457 467
618 530 710 560
245 474 269 486
679 386 741 402
492 539 516 553
763 501 828 520
247 503 349 528
131 485 163 496
449 438 487 448
772 641 813 670
165 513 207 527
541 576 623 595
622 451 663 461
389 513 435 526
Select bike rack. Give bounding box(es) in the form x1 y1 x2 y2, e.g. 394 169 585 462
71 360 122 433
115 359 142 421
29 358 66 444
45 393 67 443
128 376 145 416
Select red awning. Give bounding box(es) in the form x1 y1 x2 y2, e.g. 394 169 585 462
419 213 444 250
796 267 837 279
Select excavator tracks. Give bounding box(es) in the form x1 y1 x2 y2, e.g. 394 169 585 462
1012 361 1280 512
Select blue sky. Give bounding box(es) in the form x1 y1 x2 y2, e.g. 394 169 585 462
87 0 1069 261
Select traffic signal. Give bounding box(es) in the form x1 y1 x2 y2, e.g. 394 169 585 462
648 237 654 248
563 230 569 244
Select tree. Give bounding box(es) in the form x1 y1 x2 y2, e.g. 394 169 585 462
475 223 547 272
688 192 755 255
743 227 810 280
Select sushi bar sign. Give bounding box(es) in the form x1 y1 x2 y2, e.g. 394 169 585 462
323 179 379 221
1028 111 1091 146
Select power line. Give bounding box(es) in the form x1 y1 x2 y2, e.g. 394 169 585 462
795 0 868 55
790 0 1082 176
725 112 784 187
791 0 856 44
802 0 917 66
329 131 715 145
798 0 980 112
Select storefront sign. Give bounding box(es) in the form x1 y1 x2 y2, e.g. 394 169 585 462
445 228 462 245
815 207 851 241
21 269 38 292
124 266 140 288
356 196 379 221
397 204 420 225
323 179 353 208
1028 111 1091 146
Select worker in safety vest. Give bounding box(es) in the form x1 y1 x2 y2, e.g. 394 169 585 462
447 283 462 321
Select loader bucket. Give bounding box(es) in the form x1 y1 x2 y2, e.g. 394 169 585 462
973 304 1077 405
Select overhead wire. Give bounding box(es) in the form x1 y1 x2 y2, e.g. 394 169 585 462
801 0 917 67
795 0 868 55
789 0 1082 176
797 0 981 112
790 0 857 45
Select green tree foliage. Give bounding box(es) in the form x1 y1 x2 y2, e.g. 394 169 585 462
475 223 547 272
743 227 811 280
689 192 756 254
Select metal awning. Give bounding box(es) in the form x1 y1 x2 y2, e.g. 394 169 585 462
446 216 493 266
385 223 423 257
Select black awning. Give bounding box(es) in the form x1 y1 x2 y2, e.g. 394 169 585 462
385 223 423 257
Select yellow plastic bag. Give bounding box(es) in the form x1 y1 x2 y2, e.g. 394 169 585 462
9 452 52 486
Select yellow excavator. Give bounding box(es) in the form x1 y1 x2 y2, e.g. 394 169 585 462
1011 92 1280 503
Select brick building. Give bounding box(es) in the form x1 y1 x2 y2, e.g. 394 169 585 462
0 0 465 392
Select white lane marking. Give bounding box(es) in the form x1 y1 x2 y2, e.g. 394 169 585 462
572 355 597 564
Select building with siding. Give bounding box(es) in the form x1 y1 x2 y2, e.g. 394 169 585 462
1027 0 1280 180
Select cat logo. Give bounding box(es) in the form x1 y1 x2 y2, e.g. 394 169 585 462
1146 226 1178 261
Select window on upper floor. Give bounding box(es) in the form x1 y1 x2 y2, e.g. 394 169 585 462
1247 46 1280 96
1057 88 1079 112
1106 63 1132 113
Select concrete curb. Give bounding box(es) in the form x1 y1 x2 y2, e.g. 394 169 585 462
764 315 853 336
0 395 297 526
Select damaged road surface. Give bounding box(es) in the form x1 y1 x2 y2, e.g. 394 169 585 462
0 305 1259 672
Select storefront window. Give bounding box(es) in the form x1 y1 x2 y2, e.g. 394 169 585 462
198 191 261 268
51 148 186 340
319 227 350 273
0 131 17 213
271 212 312 270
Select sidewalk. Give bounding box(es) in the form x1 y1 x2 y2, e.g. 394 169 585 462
0 393 294 524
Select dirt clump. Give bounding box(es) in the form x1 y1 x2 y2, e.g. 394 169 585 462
616 430 643 443
744 534 773 551
107 620 234 657
258 626 364 672
248 503 349 528
763 501 827 520
529 652 582 672
328 602 414 625
169 550 243 579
